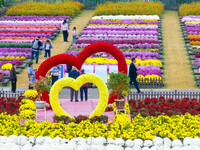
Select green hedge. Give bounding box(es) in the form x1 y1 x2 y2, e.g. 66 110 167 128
0 43 32 48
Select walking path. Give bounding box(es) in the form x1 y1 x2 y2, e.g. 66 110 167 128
17 10 95 88
162 11 196 89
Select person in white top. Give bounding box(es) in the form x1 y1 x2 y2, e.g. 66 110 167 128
61 19 69 42
72 27 77 43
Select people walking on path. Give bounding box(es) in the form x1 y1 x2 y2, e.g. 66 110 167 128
80 69 89 101
69 67 80 102
27 62 37 89
10 63 17 93
51 65 60 86
44 40 53 58
31 36 42 64
129 58 142 93
61 19 69 43
72 27 77 43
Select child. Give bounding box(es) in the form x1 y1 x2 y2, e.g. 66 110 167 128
44 40 52 58
72 27 77 43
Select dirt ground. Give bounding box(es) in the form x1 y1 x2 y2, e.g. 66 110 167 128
16 10 95 88
162 11 196 89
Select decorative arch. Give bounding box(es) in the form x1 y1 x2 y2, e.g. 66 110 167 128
36 42 127 104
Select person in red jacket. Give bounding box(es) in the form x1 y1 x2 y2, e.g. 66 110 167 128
80 69 89 101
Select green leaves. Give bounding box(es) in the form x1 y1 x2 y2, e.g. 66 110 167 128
108 72 131 99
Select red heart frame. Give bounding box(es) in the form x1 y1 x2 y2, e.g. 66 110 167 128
36 42 127 104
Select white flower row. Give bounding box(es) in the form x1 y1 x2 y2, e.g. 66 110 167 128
0 20 63 24
1 136 200 150
92 15 160 20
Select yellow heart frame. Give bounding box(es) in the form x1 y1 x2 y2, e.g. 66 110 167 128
50 74 109 119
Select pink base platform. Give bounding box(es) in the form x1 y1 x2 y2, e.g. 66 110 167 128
36 99 115 123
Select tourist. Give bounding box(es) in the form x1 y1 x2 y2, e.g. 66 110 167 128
44 40 53 58
66 64 72 73
61 19 69 43
69 66 80 102
80 69 89 101
43 36 53 47
129 58 142 93
27 62 37 89
31 36 42 64
72 27 77 43
10 63 17 93
51 65 60 86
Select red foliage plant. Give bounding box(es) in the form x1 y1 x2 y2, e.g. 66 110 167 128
129 96 200 117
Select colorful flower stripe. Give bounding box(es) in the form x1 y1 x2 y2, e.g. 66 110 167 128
92 15 161 20
88 24 158 27
85 58 162 67
0 16 69 21
89 20 159 25
72 43 161 49
81 30 158 35
66 50 159 60
0 22 61 26
87 26 158 29
0 25 59 29
0 33 52 37
0 28 57 32
0 48 32 52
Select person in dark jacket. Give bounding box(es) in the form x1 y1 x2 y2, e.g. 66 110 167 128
66 64 72 73
129 58 142 93
31 36 42 64
10 63 17 93
80 69 89 101
69 66 80 102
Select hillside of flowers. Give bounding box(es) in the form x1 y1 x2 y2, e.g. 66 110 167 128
67 15 163 87
180 3 200 86
6 1 84 17
94 1 164 17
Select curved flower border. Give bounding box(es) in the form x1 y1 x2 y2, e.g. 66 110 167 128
50 74 109 119
36 42 127 104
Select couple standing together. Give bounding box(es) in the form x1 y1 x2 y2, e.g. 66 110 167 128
69 66 88 102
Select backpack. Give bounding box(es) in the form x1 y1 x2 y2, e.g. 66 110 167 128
32 40 39 50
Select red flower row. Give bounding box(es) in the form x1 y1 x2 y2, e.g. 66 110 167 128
0 96 23 115
190 38 200 41
0 31 54 34
129 96 200 117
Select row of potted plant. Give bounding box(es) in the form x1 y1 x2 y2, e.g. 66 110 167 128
129 96 200 118
52 114 108 124
66 15 163 85
180 14 200 86
0 96 23 115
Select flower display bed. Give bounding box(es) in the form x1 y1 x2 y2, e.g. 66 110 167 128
180 15 200 86
1 136 200 150
0 96 23 115
66 15 164 88
0 16 66 86
129 96 200 118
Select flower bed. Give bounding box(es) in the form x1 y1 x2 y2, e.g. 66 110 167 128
0 96 23 115
94 2 164 17
66 15 163 86
52 115 108 124
179 2 200 17
1 136 200 150
1 113 200 141
180 14 200 86
129 96 200 118
0 15 67 86
6 1 84 16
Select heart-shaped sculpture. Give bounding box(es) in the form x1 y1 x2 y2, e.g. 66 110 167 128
50 74 109 119
36 42 127 104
